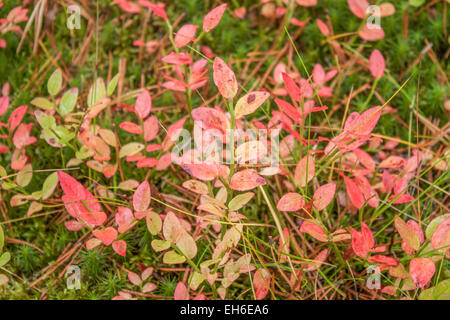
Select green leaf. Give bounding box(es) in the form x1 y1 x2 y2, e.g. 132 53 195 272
41 172 58 200
228 192 254 211
433 279 450 300
0 165 6 177
146 211 162 235
87 78 106 108
409 0 425 7
30 97 54 110
107 74 119 96
176 233 197 259
163 250 186 264
426 214 450 239
418 287 434 300
47 69 63 96
119 143 144 158
151 239 170 252
16 163 33 187
0 252 10 267
59 88 78 116
0 224 4 252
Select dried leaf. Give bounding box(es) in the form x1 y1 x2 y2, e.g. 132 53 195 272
234 91 270 119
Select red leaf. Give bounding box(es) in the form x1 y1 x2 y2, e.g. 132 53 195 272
382 170 395 193
282 73 302 102
353 148 375 172
140 1 167 20
354 176 379 208
367 255 398 266
276 192 305 212
8 105 27 132
119 121 142 135
410 258 435 288
191 106 230 134
229 169 267 191
312 183 336 211
296 0 318 7
316 19 330 36
344 176 365 209
174 282 189 300
58 171 105 226
305 249 328 271
274 98 302 124
203 3 227 32
347 0 369 19
143 115 159 142
359 25 385 41
300 220 327 242
0 96 9 116
162 52 193 65
253 269 270 300
135 90 152 119
213 57 237 100
369 49 385 79
12 123 36 148
133 181 151 212
354 106 382 136
350 222 374 258
174 24 198 48
137 158 159 168
112 240 127 256
93 227 118 245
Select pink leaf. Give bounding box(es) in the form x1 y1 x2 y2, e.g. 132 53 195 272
296 0 318 7
143 116 159 142
344 176 365 209
305 249 328 271
8 105 27 132
294 155 315 187
119 121 143 135
316 19 330 36
229 169 267 191
174 24 198 48
431 216 450 254
135 90 152 119
213 57 238 100
410 258 435 288
276 192 305 212
369 49 385 79
347 0 369 19
133 181 151 212
112 240 127 256
203 4 227 32
313 183 336 211
300 220 328 242
174 282 189 300
253 269 271 300
282 73 302 103
127 271 142 286
359 25 385 41
93 227 118 245
140 1 167 20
